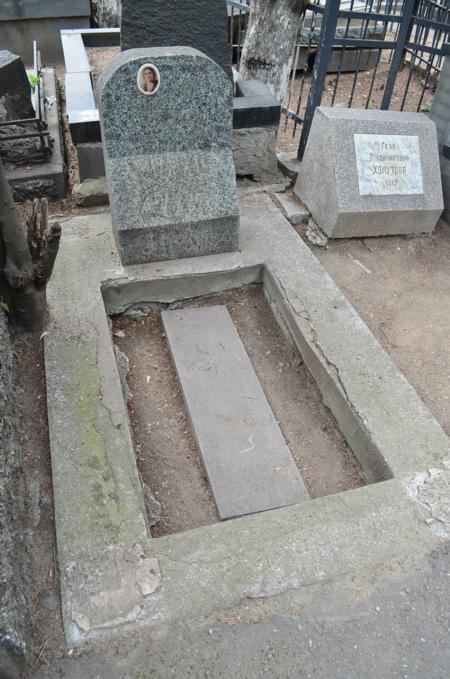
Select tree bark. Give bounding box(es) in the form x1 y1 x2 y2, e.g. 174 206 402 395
0 159 61 331
240 0 306 102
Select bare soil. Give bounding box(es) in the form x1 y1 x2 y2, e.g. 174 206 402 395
113 284 364 537
303 220 450 438
11 332 65 671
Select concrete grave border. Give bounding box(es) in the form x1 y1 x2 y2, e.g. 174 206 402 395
45 193 450 646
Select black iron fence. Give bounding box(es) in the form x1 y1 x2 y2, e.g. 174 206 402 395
0 41 51 163
226 0 450 158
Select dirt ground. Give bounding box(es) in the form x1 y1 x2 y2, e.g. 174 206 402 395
297 218 450 437
112 285 364 537
12 333 65 672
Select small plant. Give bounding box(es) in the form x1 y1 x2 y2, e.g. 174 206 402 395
421 101 432 112
28 73 40 92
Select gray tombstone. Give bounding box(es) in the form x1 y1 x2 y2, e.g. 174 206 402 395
120 0 232 82
295 107 444 238
0 50 34 121
98 47 239 265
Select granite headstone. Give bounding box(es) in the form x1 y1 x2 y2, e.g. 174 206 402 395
98 47 239 265
120 0 232 82
295 107 443 237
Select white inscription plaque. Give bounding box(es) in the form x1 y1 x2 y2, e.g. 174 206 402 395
354 134 423 196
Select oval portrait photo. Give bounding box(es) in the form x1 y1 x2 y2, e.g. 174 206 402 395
137 64 160 95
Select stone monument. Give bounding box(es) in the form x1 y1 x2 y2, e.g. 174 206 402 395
120 0 232 82
295 107 444 237
0 50 34 121
98 47 239 265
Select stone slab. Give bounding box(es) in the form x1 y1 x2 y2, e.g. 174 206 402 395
272 191 310 225
45 194 450 645
98 47 239 265
295 107 444 238
120 0 232 81
162 306 308 519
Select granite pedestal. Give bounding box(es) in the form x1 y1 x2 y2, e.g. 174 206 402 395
98 47 239 265
295 107 444 238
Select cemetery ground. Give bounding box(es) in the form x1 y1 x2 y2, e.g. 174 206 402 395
10 195 450 677
4 61 450 678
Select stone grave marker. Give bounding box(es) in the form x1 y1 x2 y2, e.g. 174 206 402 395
295 107 444 237
97 47 239 265
120 0 232 82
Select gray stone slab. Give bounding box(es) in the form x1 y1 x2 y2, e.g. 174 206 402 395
295 107 444 238
120 0 232 81
98 47 239 265
162 306 309 519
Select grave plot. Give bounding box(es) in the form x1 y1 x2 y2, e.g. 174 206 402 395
43 191 450 647
112 285 364 536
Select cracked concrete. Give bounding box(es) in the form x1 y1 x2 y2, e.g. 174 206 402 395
44 194 450 646
404 457 450 539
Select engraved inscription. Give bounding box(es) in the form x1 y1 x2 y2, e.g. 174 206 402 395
354 134 423 196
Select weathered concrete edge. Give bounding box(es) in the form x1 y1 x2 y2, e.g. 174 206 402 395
45 198 450 646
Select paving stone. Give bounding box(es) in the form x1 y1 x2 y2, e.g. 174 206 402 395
162 306 309 519
98 47 239 265
295 107 444 238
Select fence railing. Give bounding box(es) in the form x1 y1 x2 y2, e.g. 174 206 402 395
225 0 450 158
0 41 51 163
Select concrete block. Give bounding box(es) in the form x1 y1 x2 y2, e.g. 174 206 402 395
73 177 109 206
277 151 301 181
232 126 278 178
162 306 308 519
98 47 239 265
233 95 281 129
295 107 444 238
77 142 105 181
272 191 310 225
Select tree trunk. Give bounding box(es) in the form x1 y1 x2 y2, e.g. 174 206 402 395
240 0 306 102
0 159 61 332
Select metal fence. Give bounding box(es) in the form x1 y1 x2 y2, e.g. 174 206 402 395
226 0 450 158
0 41 51 163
